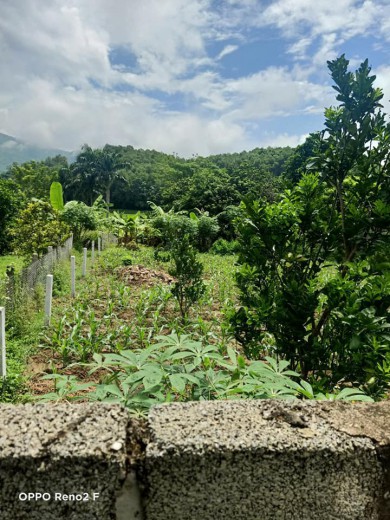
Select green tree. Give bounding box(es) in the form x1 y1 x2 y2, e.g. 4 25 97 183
283 132 323 184
169 234 206 320
60 201 97 244
232 55 390 392
61 144 100 206
96 146 128 208
0 179 25 254
7 161 58 200
12 201 70 258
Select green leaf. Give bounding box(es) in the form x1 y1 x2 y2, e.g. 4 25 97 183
50 182 64 211
169 374 186 393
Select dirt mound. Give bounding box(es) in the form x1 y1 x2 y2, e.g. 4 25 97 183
115 264 175 287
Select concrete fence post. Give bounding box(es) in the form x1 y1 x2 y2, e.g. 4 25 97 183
47 246 53 271
98 237 101 255
82 248 87 277
44 275 53 326
0 307 6 378
71 256 76 298
91 241 95 264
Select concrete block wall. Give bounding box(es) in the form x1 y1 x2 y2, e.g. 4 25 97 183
0 400 389 519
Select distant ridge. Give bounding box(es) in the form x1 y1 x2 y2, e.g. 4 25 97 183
0 133 75 171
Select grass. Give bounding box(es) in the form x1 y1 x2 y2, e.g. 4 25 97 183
0 250 94 403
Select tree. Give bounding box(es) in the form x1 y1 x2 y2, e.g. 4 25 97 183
169 234 206 320
7 161 58 200
232 55 390 393
12 201 70 258
96 146 128 208
283 132 323 184
61 145 100 206
0 179 25 254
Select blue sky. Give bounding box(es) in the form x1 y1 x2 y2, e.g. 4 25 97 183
1 0 390 157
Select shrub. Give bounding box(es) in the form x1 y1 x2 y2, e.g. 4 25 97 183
231 56 390 394
60 201 97 244
169 234 206 320
196 215 219 252
11 201 70 258
0 180 25 254
210 238 239 256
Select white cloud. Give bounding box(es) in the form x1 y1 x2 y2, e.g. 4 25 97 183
374 65 390 114
259 132 309 148
261 0 380 62
217 45 239 60
222 67 331 121
0 0 389 158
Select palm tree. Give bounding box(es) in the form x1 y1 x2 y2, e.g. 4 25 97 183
96 146 129 209
61 144 100 205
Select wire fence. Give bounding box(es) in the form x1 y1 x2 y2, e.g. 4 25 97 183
101 232 118 249
0 233 118 316
0 236 73 316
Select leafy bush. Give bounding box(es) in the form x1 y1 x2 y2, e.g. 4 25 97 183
169 234 206 320
39 333 373 415
210 238 239 256
231 56 390 394
60 201 97 244
0 179 25 254
11 201 70 258
190 213 219 252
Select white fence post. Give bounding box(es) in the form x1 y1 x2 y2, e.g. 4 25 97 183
91 241 95 264
45 275 53 326
98 237 101 255
47 245 53 271
82 248 87 277
71 256 76 298
0 307 6 378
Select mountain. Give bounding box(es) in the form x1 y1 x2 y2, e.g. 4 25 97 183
0 133 75 171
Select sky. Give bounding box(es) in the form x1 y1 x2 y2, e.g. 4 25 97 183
1 0 390 157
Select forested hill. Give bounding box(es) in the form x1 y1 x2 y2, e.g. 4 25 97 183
105 144 294 212
1 141 295 213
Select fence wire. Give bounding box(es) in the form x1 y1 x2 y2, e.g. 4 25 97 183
1 233 118 315
20 236 74 290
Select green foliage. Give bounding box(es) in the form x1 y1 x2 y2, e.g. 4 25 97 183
50 182 64 211
149 203 198 247
149 203 219 252
11 201 70 258
210 238 239 256
122 257 133 266
7 160 59 200
0 179 25 254
111 211 146 244
39 333 372 414
169 235 206 319
190 211 220 252
283 132 324 184
60 144 128 207
232 55 390 394
60 143 292 213
60 201 97 244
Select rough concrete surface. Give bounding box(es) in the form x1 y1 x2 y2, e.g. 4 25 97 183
0 403 130 520
1 400 390 519
142 400 390 520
